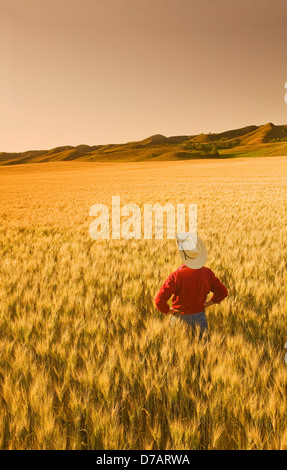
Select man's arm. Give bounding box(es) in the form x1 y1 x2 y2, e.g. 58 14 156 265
154 273 179 314
207 271 228 307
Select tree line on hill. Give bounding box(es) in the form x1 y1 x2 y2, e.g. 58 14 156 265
182 138 240 157
269 137 287 142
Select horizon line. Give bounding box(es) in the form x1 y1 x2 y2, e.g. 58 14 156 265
1 120 286 154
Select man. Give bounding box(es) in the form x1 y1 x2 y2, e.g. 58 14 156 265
154 233 228 333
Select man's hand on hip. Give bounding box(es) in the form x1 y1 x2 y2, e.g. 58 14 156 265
168 307 181 315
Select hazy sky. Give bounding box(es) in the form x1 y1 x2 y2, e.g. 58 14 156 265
1 0 287 152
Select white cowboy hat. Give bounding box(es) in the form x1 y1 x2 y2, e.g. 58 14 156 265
176 232 207 269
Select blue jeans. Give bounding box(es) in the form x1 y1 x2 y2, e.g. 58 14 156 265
171 311 208 332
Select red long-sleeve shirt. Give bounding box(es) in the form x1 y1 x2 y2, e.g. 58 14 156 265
154 264 228 315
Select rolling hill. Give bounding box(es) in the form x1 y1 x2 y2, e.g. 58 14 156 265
1 123 287 165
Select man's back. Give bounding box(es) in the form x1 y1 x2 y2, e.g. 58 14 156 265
154 264 228 315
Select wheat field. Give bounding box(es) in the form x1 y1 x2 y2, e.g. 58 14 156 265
0 156 286 450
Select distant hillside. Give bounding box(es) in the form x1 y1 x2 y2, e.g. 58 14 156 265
1 123 287 165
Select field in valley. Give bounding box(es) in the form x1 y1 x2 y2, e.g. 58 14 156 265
0 156 286 449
